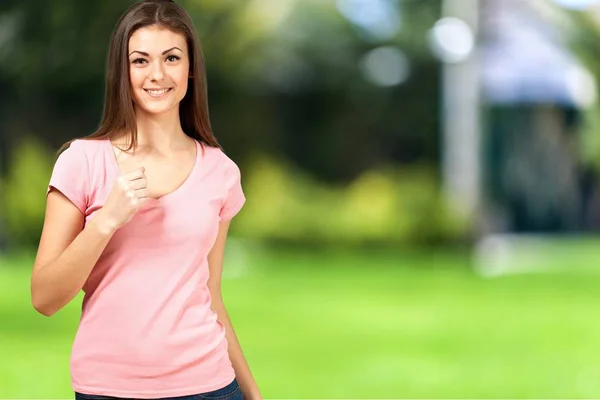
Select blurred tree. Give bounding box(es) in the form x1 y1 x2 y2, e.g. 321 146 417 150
0 0 452 248
561 8 600 167
551 4 600 230
0 0 442 179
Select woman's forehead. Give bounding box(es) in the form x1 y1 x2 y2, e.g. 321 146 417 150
129 26 187 53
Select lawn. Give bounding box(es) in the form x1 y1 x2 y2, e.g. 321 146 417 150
2 242 600 399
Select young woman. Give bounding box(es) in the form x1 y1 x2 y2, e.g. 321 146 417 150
30 1 261 399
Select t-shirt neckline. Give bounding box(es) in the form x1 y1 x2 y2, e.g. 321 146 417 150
103 137 201 207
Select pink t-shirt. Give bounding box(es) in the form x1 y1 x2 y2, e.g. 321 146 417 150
46 138 245 398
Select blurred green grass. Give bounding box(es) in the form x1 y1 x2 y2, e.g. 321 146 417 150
2 245 600 399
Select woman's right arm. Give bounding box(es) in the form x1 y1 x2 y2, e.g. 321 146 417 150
30 190 117 316
31 167 148 317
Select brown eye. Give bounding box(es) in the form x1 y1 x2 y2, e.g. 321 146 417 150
166 55 180 62
132 58 147 64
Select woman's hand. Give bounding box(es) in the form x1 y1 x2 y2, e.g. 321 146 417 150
94 167 149 233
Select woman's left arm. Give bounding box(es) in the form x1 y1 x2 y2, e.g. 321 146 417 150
207 219 262 400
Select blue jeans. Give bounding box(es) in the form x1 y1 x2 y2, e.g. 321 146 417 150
74 378 243 400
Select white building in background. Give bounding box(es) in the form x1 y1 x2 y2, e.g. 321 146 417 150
433 0 597 234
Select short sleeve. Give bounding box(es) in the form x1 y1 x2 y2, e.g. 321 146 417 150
219 158 246 221
47 140 89 214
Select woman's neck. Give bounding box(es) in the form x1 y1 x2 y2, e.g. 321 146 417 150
119 107 190 152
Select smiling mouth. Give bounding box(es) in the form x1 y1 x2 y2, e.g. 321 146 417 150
144 88 172 97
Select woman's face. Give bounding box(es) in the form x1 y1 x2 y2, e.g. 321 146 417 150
128 25 190 115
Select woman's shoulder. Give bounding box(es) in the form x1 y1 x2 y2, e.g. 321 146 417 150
68 137 107 154
63 137 110 165
200 142 240 171
55 138 110 179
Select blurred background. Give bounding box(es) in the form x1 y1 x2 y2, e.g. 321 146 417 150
2 0 600 397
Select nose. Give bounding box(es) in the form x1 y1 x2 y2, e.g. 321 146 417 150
150 59 165 82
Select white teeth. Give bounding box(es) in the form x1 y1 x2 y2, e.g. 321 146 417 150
145 88 170 95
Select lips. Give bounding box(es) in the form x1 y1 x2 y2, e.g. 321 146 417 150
143 88 172 97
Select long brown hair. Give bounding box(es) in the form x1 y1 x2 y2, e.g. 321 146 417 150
59 0 219 153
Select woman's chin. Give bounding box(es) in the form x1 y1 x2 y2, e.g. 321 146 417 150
135 103 177 115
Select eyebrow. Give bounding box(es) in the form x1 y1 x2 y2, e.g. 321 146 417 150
128 47 183 57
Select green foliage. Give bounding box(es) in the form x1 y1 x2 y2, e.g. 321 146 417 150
1 0 442 184
0 0 447 250
0 142 467 249
1 137 54 248
579 107 600 170
234 154 469 246
559 10 600 170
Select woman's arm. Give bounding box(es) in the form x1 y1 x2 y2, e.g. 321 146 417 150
32 167 148 316
207 220 262 400
31 190 116 316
